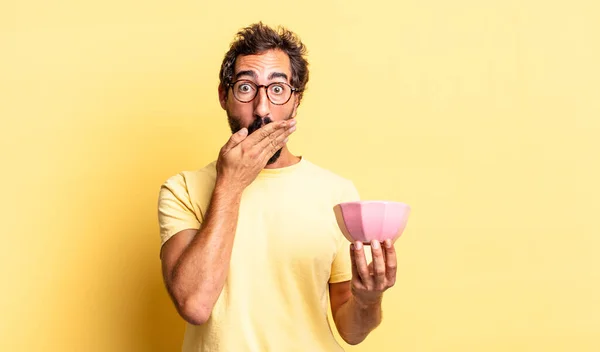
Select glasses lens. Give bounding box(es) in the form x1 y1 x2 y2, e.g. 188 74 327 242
233 81 257 102
267 83 292 104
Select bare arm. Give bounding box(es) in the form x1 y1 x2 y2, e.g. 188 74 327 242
160 181 242 325
160 120 296 325
330 240 397 345
330 281 382 345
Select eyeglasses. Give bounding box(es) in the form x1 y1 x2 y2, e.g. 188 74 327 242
227 79 298 105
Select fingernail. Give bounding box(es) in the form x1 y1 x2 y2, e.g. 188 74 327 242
385 239 392 248
289 119 297 126
283 137 289 143
355 242 362 250
372 240 380 249
289 126 296 132
238 128 248 136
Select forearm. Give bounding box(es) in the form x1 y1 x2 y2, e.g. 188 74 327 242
334 294 383 345
170 179 242 323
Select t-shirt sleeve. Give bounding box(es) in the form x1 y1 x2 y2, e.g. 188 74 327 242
157 173 201 249
329 180 361 283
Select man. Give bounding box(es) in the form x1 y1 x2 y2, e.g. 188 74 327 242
157 22 398 351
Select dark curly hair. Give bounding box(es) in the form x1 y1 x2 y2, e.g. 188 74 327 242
219 22 310 103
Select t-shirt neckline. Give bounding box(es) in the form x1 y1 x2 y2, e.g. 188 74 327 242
257 156 306 178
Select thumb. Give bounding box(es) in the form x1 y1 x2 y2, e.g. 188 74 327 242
222 128 248 153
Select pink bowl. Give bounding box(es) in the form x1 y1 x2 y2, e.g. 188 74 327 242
333 201 411 244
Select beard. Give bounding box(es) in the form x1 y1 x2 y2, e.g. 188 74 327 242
227 113 290 165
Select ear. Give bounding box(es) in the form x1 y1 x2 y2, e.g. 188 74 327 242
290 94 300 118
218 84 228 110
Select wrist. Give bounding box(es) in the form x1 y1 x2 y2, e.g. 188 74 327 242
214 177 244 201
352 292 383 310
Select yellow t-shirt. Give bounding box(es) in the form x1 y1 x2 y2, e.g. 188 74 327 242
157 157 361 352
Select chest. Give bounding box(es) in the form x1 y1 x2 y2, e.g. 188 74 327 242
230 180 342 280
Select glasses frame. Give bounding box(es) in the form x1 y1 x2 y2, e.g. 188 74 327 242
227 79 298 105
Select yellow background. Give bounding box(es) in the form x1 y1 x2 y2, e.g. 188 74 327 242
1 0 598 351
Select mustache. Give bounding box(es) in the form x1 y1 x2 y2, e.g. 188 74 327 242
248 117 273 134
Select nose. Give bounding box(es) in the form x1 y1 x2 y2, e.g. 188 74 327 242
253 86 271 118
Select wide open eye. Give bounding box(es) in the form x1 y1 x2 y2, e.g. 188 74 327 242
269 84 285 95
237 83 255 94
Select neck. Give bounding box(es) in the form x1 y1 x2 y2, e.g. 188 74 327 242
264 146 301 169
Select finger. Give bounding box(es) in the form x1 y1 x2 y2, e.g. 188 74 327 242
353 241 371 287
246 120 290 147
383 239 397 285
349 243 360 284
221 128 248 154
258 122 296 162
371 240 387 289
256 119 296 150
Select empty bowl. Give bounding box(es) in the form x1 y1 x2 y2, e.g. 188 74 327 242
333 201 411 244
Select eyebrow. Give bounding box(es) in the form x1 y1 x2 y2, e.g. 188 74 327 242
268 72 288 81
234 70 289 82
235 70 257 80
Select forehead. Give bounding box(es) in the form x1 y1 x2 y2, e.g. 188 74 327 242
234 49 292 80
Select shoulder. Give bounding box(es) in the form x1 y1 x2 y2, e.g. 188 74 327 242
159 161 218 201
300 159 359 200
162 160 217 186
301 159 353 183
